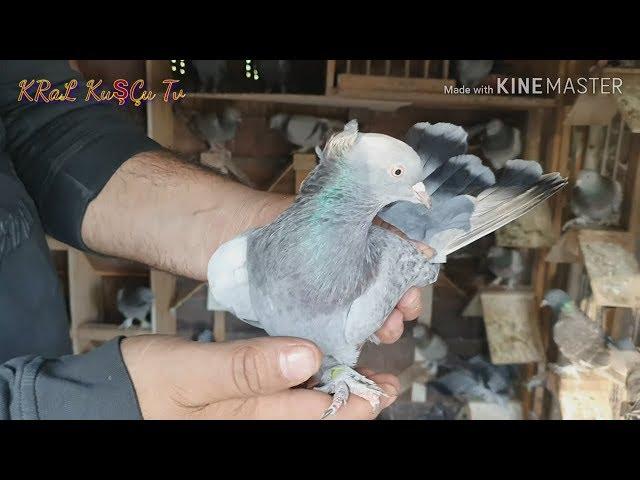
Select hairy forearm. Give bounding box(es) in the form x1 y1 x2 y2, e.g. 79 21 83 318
81 151 293 280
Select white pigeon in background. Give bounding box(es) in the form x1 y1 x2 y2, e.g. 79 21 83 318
269 113 344 152
117 286 154 330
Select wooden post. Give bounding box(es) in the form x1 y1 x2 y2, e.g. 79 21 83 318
442 60 450 79
213 311 226 342
326 60 337 95
68 249 102 353
150 270 177 334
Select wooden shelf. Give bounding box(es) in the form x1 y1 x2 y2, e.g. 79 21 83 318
185 92 410 112
334 90 557 110
75 322 150 342
185 91 556 112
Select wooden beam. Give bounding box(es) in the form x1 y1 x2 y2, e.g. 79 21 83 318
325 60 337 95
68 249 102 353
150 270 177 334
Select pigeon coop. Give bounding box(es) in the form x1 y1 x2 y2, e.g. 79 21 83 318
325 60 455 97
546 67 640 346
45 238 178 354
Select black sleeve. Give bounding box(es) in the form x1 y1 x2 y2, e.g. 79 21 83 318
0 337 142 419
0 60 162 250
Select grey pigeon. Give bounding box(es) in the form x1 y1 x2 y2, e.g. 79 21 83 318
413 325 448 365
208 120 565 418
468 119 522 170
196 328 214 343
432 355 515 405
256 60 291 93
487 246 524 287
194 107 242 149
432 369 508 405
191 60 227 92
563 169 622 231
455 60 494 88
269 113 344 152
542 289 611 371
117 286 154 330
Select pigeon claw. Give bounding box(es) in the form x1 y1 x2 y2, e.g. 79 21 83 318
314 365 387 419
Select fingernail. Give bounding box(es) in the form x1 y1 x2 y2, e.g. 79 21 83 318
400 289 420 308
280 346 317 383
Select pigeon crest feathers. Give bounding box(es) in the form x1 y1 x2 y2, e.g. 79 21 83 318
318 119 360 162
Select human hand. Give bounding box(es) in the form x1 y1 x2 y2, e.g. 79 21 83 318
121 335 399 419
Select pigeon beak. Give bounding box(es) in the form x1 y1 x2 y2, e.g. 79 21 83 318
540 299 549 308
411 182 431 208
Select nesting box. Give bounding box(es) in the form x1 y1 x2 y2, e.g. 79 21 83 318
464 400 523 420
326 60 455 97
565 68 640 237
480 287 545 364
578 229 640 310
557 371 625 420
495 201 557 248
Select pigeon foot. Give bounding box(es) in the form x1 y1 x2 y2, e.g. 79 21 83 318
314 365 387 419
118 318 134 329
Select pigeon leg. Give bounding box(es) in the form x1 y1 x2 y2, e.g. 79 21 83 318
118 318 134 329
314 365 388 419
139 318 152 330
489 276 503 286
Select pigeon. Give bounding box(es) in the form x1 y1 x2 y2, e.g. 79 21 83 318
467 119 522 170
431 369 508 405
191 60 227 92
196 328 214 343
413 325 448 367
194 107 242 150
189 107 252 186
455 60 494 88
117 286 154 330
269 113 344 152
256 60 291 93
541 289 612 372
562 169 622 231
208 120 565 418
487 246 524 287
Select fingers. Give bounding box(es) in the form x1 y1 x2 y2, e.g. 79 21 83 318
375 309 404 343
200 371 400 420
375 287 424 344
397 287 423 321
170 336 323 404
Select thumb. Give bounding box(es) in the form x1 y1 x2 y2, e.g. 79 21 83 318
188 336 323 402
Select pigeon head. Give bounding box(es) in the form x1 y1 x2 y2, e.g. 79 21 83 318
222 107 242 125
541 289 574 316
269 113 287 131
319 120 431 209
487 246 510 266
575 169 604 191
137 287 155 304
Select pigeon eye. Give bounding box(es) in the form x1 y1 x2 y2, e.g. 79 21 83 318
391 166 404 177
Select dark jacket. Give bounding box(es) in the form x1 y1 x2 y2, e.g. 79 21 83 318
0 60 160 419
